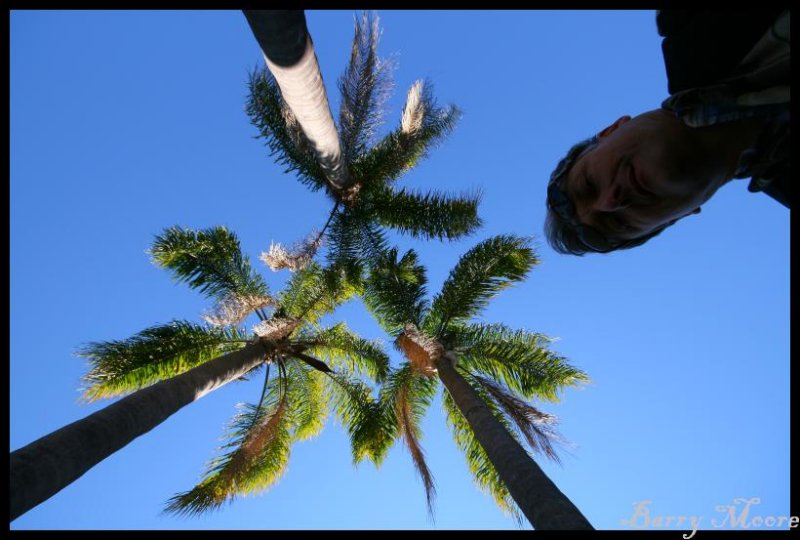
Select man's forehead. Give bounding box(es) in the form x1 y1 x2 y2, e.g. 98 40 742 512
564 145 594 208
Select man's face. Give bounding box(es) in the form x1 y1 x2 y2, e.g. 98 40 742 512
563 110 713 243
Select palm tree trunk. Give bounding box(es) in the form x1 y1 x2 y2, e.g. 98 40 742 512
242 10 350 191
10 342 268 521
434 351 593 530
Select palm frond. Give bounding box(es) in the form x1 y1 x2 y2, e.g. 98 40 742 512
246 67 327 191
379 363 439 514
78 321 247 401
325 208 365 268
358 221 391 263
149 226 268 301
277 261 360 324
324 205 390 273
338 11 393 162
351 79 461 186
164 393 292 516
424 235 537 338
323 370 391 466
441 376 523 523
363 248 429 336
471 374 564 464
447 322 589 401
298 322 389 382
368 186 482 240
283 358 327 441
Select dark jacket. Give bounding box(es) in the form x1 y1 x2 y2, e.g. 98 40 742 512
657 9 790 208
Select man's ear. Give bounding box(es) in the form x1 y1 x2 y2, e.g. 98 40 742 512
598 115 632 139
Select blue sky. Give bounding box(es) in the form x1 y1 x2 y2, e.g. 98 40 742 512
10 10 790 531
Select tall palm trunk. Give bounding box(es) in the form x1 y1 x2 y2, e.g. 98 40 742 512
434 352 593 530
243 10 350 190
10 342 268 521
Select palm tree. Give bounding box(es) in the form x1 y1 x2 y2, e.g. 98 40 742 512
243 10 349 190
10 225 388 521
244 10 482 272
360 236 593 530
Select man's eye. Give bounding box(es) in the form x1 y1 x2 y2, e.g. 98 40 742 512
584 175 597 198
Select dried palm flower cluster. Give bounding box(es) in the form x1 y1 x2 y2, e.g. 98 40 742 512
400 80 425 135
252 317 301 341
260 232 323 272
202 294 275 327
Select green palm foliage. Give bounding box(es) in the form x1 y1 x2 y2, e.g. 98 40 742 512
77 225 390 514
361 236 588 520
247 12 482 272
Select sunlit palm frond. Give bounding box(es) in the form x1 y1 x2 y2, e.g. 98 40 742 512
448 322 589 401
298 322 389 382
149 226 268 301
164 391 292 516
424 235 537 338
283 358 327 441
246 67 327 191
363 248 429 336
338 11 393 162
441 377 524 524
323 370 390 465
380 363 439 514
351 79 461 186
277 261 360 324
77 321 247 401
368 186 482 241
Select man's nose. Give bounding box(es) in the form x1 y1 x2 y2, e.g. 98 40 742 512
593 183 630 212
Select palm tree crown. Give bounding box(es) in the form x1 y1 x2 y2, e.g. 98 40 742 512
79 225 391 514
246 12 482 273
360 235 589 522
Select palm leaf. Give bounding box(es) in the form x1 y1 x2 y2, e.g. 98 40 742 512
164 391 292 515
323 370 389 466
338 11 393 162
298 322 389 382
78 321 247 401
149 226 268 301
368 187 482 241
363 248 429 336
379 363 439 514
283 358 327 441
447 322 589 401
424 235 537 337
471 374 564 464
246 67 327 191
325 208 365 269
351 79 460 186
358 220 391 264
277 261 360 324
